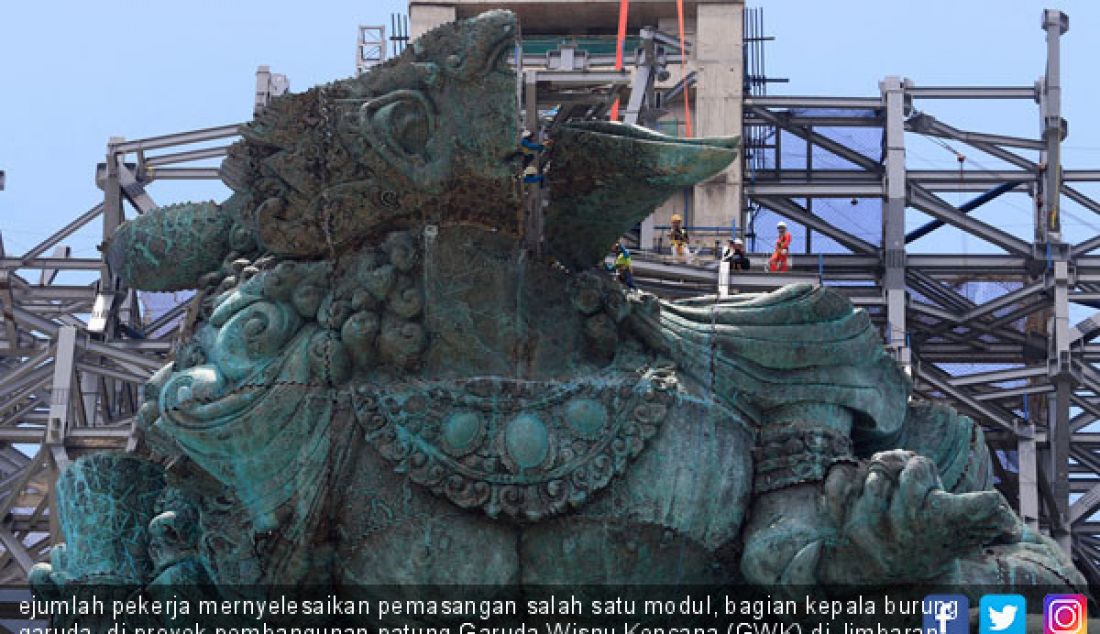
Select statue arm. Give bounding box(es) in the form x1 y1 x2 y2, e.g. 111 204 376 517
739 400 1083 589
629 286 1083 587
740 448 1019 586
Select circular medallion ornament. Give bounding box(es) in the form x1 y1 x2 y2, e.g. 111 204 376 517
564 398 608 439
504 414 551 470
442 411 483 456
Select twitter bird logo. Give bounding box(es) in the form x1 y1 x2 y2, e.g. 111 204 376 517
990 605 1018 630
982 595 1027 634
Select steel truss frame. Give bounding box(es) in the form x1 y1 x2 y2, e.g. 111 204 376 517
0 68 286 584
357 25 387 75
738 9 1100 582
514 25 693 132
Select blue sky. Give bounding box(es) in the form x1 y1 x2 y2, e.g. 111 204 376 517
0 0 405 261
1 1 1098 264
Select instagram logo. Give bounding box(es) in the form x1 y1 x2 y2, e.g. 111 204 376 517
1045 594 1088 634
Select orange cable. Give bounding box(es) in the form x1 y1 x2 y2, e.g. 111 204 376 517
609 0 630 121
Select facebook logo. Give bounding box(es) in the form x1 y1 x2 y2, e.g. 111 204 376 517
924 595 969 634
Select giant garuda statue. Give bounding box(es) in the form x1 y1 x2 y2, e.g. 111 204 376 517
32 10 1081 604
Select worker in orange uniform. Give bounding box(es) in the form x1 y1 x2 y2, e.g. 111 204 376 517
669 214 690 262
769 221 791 272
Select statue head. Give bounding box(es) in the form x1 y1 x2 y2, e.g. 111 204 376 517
230 9 524 258
107 10 738 289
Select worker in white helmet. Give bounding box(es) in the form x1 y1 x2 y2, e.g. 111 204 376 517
723 237 751 271
719 237 750 297
769 221 791 272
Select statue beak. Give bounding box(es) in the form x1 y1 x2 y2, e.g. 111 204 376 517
544 121 739 269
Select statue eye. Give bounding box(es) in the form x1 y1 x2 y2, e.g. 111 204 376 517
363 95 432 161
480 35 517 76
388 101 430 156
495 48 514 74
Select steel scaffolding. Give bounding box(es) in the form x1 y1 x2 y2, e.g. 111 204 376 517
4 7 1100 589
0 67 286 585
357 25 387 75
724 8 1100 583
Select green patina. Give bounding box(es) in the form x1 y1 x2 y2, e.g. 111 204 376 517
32 9 1083 627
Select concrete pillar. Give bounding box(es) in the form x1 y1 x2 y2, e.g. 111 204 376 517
692 1 743 233
1018 427 1040 531
409 3 457 41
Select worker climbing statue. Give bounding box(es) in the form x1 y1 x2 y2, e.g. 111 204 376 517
30 9 1082 626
